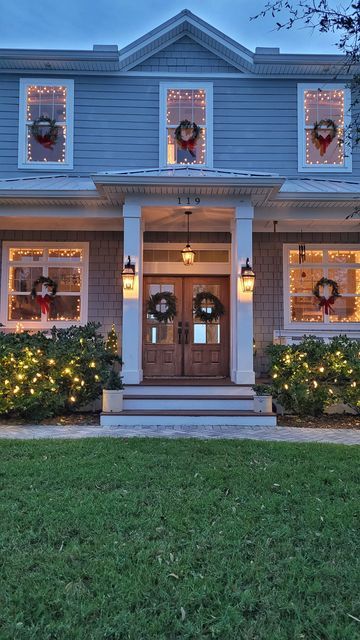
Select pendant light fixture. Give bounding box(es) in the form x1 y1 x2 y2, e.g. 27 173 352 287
181 210 196 266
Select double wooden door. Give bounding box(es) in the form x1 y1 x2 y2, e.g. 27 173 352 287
143 276 229 377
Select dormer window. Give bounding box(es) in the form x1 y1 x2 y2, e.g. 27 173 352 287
18 79 74 170
298 84 351 172
160 82 213 167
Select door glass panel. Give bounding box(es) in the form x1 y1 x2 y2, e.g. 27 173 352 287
145 283 175 344
192 284 222 344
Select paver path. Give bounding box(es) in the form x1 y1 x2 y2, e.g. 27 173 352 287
0 424 359 445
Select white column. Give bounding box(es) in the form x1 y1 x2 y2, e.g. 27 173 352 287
231 202 255 385
121 200 143 385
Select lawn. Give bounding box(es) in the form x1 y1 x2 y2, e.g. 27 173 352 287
0 438 359 640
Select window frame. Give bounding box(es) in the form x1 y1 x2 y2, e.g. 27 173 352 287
297 83 352 173
283 243 360 330
0 241 89 329
159 81 213 168
18 78 74 170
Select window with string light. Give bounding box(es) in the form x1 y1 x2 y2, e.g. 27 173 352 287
18 79 74 170
159 82 213 167
297 84 351 172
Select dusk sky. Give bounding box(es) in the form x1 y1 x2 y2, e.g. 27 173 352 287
0 0 341 55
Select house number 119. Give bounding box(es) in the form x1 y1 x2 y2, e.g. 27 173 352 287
177 197 201 205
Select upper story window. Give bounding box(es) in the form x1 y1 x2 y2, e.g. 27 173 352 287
0 242 88 329
298 84 351 172
159 82 213 167
284 245 360 327
18 79 74 170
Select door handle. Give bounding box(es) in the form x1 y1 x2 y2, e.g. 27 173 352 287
184 322 189 344
178 322 182 344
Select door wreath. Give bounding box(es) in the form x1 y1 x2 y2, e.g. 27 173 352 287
313 277 340 315
31 276 57 314
147 291 177 323
311 119 337 157
31 116 59 150
174 120 201 158
193 292 225 323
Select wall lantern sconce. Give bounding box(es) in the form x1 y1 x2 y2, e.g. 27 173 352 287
122 255 135 290
241 258 256 292
181 210 196 266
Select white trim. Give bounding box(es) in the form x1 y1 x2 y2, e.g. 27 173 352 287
283 243 360 331
297 83 352 173
18 78 74 171
143 242 230 274
0 241 88 329
159 81 213 169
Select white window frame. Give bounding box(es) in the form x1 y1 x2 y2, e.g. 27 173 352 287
283 244 360 331
18 78 74 170
1 241 89 329
297 83 352 173
159 82 213 168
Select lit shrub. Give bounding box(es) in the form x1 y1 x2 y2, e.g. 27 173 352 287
0 323 118 420
267 336 360 416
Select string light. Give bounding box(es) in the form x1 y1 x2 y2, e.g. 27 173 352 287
26 85 67 164
304 89 345 166
166 88 206 165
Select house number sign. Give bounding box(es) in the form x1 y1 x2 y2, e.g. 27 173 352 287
177 196 201 206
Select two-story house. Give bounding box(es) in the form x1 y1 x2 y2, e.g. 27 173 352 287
0 10 359 427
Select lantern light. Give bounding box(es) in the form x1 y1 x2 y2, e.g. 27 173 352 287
241 258 256 292
122 255 135 290
181 210 196 266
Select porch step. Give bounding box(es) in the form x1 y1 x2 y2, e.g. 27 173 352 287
101 410 276 428
123 394 254 411
125 385 254 397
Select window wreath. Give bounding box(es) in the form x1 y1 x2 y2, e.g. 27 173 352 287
174 119 201 158
313 277 340 315
31 276 57 315
311 119 337 157
30 116 59 150
193 292 225 323
147 291 177 323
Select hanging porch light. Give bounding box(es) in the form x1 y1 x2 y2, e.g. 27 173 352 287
181 210 196 266
122 255 135 290
241 258 256 292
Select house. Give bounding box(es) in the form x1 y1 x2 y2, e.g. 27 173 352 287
0 10 359 427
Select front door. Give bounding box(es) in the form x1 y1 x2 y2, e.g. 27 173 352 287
143 276 229 377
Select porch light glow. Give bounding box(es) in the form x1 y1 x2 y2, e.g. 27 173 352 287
122 255 135 289
241 258 256 292
181 211 196 266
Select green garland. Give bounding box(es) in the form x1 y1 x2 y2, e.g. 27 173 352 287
147 291 177 323
30 116 59 149
313 277 340 301
193 292 225 323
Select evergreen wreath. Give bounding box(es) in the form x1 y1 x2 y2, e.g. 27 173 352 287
313 277 340 315
147 291 177 323
311 119 338 157
193 292 225 323
30 116 59 150
31 276 57 315
174 120 201 158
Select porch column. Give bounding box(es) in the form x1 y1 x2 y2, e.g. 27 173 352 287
121 200 143 385
231 202 255 385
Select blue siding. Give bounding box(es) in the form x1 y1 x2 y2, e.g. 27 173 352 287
0 71 359 179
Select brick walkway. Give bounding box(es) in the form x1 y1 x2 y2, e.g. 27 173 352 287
0 424 359 445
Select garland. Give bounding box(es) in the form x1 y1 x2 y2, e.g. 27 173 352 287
193 292 225 323
147 291 177 323
31 276 57 314
311 119 337 157
30 116 59 149
174 120 201 158
313 277 340 315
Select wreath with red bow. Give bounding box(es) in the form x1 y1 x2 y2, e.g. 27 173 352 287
313 277 340 315
174 120 201 158
31 116 59 150
311 119 337 157
31 276 57 315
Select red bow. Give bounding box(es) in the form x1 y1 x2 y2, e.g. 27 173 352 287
36 294 52 314
35 135 55 150
177 139 197 158
317 134 332 157
319 296 335 315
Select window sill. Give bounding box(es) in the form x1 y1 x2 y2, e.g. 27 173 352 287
17 162 74 171
274 328 360 345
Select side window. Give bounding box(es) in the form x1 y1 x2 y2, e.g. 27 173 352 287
160 83 213 167
298 84 351 172
18 79 74 169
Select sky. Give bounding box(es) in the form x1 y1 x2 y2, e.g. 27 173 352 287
0 0 342 55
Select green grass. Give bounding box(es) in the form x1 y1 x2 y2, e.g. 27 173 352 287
0 438 359 640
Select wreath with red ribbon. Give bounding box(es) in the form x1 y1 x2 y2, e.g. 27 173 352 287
31 276 57 315
174 120 201 158
313 277 340 315
311 119 338 157
31 116 59 150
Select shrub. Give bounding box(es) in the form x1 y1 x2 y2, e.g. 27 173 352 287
0 323 119 420
267 336 360 416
